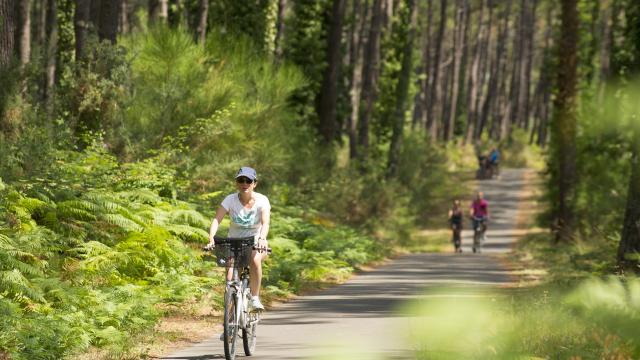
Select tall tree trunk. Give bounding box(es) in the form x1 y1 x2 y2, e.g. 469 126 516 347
44 0 57 113
348 0 368 159
445 0 466 141
0 0 17 125
0 0 17 68
597 1 612 104
505 0 523 137
496 1 515 140
619 134 640 271
274 0 287 60
195 0 208 45
617 0 640 271
17 0 31 66
474 0 493 140
440 49 453 139
34 0 46 52
531 4 553 146
412 0 433 129
426 0 447 140
487 0 511 140
387 0 418 177
98 0 120 43
119 0 129 34
149 0 168 24
358 0 383 160
90 0 100 28
74 0 91 63
318 0 347 145
382 0 394 30
464 0 484 144
516 0 537 130
168 0 183 28
551 0 579 242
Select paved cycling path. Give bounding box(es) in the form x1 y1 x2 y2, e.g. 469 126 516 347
161 169 534 360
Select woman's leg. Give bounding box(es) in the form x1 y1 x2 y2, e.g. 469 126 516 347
249 246 268 297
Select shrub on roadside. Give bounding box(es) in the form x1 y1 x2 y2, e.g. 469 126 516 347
408 277 640 359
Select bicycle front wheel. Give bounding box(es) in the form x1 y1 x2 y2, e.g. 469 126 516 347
242 312 258 355
223 290 238 360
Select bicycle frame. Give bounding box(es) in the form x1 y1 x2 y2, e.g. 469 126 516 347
471 216 487 253
207 236 270 359
226 267 260 330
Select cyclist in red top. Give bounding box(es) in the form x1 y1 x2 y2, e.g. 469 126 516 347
469 191 489 253
470 191 489 219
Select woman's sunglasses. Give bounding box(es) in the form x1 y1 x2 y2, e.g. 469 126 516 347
236 177 254 185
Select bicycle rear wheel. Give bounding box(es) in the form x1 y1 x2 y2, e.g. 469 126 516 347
473 230 480 253
242 314 257 355
223 290 238 360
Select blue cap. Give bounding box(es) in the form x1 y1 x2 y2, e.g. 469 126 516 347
235 166 257 181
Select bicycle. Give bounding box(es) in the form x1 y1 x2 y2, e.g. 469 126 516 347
475 156 493 180
205 236 271 360
471 216 487 253
451 222 462 253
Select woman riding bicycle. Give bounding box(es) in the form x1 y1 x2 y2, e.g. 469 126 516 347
206 166 271 312
448 200 463 253
469 191 489 252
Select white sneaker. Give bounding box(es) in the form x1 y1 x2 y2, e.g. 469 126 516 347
249 296 264 312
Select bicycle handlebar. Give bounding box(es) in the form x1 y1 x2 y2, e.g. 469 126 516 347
203 236 272 254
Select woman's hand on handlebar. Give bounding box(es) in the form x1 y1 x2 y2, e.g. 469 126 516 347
253 245 272 254
204 237 215 251
255 237 270 253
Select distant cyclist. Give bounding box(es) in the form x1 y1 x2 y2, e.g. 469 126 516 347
469 192 489 252
206 166 271 313
488 147 500 174
448 200 463 253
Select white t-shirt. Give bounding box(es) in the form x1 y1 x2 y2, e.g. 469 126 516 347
221 192 271 242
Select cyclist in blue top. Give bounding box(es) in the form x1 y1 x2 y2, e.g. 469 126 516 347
489 147 500 167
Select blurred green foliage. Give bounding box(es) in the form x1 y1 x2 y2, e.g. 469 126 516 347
407 277 640 359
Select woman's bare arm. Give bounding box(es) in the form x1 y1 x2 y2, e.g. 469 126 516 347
208 206 228 246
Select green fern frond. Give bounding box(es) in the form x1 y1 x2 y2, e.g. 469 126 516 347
57 201 98 221
164 224 208 242
0 233 11 245
41 210 59 228
115 208 150 228
169 209 209 228
137 207 170 225
73 241 126 276
26 188 55 205
0 269 45 302
130 208 158 223
58 200 99 213
84 192 127 213
116 189 161 205
58 221 89 239
0 254 42 276
100 214 145 232
14 227 59 256
17 198 48 214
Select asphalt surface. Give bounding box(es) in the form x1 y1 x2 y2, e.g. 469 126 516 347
161 169 531 360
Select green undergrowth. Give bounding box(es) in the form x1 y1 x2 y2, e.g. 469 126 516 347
407 277 640 359
513 231 620 285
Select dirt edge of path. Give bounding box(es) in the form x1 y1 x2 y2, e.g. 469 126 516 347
495 168 547 288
